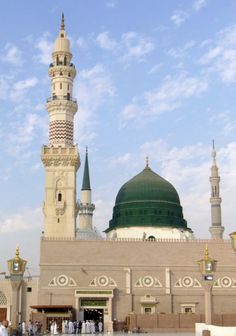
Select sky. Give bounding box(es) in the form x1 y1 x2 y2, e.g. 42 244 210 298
0 0 236 274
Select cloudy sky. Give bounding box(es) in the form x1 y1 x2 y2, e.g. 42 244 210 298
0 0 236 273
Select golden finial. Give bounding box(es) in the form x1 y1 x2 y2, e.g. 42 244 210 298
204 244 209 260
15 246 20 260
61 13 65 30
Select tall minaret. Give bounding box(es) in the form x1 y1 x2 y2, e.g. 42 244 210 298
209 141 224 240
78 148 95 231
41 14 80 238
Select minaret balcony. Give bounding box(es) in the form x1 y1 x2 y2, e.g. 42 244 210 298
47 95 77 103
48 64 76 78
49 62 75 68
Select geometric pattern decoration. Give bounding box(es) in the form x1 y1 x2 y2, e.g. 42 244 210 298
174 276 201 288
89 275 117 287
48 274 77 287
213 277 236 288
0 292 7 305
49 120 73 145
135 276 162 288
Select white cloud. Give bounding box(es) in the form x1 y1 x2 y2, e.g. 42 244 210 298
106 0 117 8
121 74 208 121
167 40 196 59
96 31 154 62
96 32 118 50
148 63 162 75
193 0 207 11
10 77 38 101
74 64 116 145
0 207 42 233
210 111 236 135
121 32 155 62
35 33 54 65
201 25 236 82
77 37 88 50
2 43 23 66
170 10 189 26
109 153 132 167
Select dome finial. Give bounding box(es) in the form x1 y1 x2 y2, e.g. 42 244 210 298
61 12 65 31
145 155 149 169
86 145 88 156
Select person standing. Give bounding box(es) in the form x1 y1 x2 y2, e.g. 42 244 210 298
0 320 9 336
98 321 103 333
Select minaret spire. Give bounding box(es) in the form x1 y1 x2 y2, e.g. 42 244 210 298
61 12 65 30
82 146 91 190
209 141 224 240
78 149 96 239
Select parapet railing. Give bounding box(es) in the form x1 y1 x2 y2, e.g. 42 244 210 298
41 236 230 243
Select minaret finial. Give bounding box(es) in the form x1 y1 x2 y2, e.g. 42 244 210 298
204 244 209 260
86 146 88 156
15 246 20 260
212 139 216 164
61 12 65 31
145 155 149 169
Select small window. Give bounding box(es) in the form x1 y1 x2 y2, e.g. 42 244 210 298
67 84 69 90
57 218 60 223
144 307 152 314
60 83 62 90
68 72 71 77
61 33 64 38
58 193 62 202
27 287 32 293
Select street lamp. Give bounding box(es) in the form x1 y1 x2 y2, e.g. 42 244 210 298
7 246 27 329
229 232 236 251
198 246 217 325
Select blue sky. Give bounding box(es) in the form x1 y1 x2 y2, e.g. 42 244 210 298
0 0 236 273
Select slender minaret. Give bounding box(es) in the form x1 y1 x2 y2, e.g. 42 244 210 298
41 14 80 238
78 148 95 231
209 140 224 239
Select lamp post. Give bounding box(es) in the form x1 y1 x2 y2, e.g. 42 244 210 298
7 247 27 329
198 246 217 325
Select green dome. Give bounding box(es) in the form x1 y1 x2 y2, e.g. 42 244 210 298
106 165 189 233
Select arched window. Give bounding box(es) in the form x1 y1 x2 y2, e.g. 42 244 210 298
58 193 62 202
60 83 62 90
64 56 67 65
56 56 59 65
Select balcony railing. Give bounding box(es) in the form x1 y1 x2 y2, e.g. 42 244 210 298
49 62 75 68
47 95 77 103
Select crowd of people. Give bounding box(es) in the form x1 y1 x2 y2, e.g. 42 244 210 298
0 319 104 335
0 320 42 336
59 320 103 334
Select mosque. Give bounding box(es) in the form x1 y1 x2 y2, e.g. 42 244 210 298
1 15 236 332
